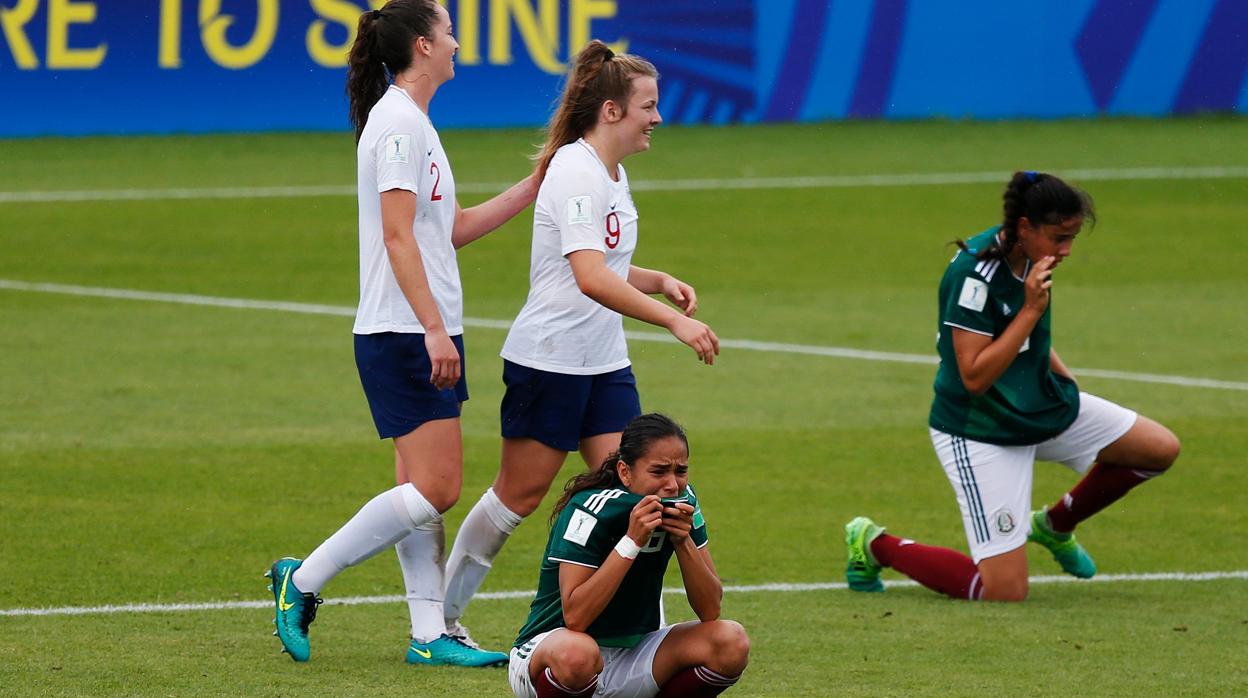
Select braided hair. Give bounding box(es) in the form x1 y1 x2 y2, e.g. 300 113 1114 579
956 171 1096 260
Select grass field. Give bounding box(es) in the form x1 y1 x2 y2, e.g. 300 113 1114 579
1 117 1246 696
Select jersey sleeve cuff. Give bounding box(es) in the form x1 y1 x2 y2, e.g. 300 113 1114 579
561 241 606 256
377 181 419 195
943 320 994 337
547 556 599 569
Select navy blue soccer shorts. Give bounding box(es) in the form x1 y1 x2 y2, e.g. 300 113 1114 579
354 332 468 439
499 361 641 452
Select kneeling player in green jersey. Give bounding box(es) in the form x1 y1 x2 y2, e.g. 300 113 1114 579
846 171 1179 602
507 414 749 697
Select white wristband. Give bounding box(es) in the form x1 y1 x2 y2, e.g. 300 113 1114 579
614 536 641 560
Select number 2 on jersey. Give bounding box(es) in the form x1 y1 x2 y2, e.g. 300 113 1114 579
604 211 621 249
429 161 443 201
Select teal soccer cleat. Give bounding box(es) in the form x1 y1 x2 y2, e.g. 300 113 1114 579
1027 510 1097 579
265 557 322 662
845 516 886 592
406 634 509 667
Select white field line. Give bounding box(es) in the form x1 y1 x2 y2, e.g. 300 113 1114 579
2 570 1245 618
1 166 1246 203
3 279 1247 392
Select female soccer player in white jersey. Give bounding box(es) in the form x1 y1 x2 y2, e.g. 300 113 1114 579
508 413 749 697
441 41 720 638
845 172 1180 601
266 1 538 665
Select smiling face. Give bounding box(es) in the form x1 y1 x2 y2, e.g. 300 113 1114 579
602 75 662 158
1017 214 1083 267
419 3 458 84
617 434 688 499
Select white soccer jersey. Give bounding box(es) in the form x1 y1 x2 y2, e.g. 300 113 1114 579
500 139 639 374
353 85 461 335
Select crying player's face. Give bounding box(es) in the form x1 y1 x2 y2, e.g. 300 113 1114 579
624 435 688 498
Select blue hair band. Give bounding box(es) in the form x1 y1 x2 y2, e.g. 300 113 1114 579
1024 171 1038 183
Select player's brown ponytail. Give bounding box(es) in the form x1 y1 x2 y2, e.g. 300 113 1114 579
346 0 439 142
533 40 658 179
549 413 688 524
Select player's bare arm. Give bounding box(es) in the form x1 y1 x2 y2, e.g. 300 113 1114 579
569 251 718 364
450 171 540 248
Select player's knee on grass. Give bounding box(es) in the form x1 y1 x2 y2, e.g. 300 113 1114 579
978 552 1029 602
981 575 1029 602
701 620 750 676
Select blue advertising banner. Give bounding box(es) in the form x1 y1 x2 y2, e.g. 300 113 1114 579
1 0 1245 137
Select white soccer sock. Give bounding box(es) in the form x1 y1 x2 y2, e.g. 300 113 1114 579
396 516 448 642
293 483 438 594
443 487 523 623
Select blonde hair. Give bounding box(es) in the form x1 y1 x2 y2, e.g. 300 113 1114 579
534 40 658 177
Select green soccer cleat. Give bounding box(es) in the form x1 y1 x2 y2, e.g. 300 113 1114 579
1027 510 1097 579
845 516 886 593
266 557 322 662
406 634 509 667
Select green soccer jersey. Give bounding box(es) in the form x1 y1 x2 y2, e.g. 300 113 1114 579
929 227 1080 445
513 485 709 650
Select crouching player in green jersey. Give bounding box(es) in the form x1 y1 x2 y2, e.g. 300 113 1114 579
508 414 749 697
846 172 1179 602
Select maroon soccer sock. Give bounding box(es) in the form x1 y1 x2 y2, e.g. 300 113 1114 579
1045 463 1160 533
870 533 983 600
656 666 740 697
535 667 598 697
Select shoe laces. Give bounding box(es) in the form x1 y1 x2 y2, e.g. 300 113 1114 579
300 594 323 633
446 622 482 649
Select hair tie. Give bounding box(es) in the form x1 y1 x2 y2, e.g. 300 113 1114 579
604 46 615 60
1024 170 1038 183
372 9 384 20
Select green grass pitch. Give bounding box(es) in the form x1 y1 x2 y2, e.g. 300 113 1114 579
1 117 1246 696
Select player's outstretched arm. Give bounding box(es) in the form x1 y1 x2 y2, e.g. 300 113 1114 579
569 252 718 364
627 265 698 316
450 171 540 248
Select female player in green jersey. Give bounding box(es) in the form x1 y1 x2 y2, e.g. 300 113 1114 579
508 414 749 697
846 171 1179 601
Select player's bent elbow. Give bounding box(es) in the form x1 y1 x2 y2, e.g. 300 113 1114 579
574 275 603 299
692 600 721 622
960 375 991 396
561 608 593 633
382 228 409 252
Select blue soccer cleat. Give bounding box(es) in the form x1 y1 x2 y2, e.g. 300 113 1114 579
265 557 322 662
406 634 508 667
